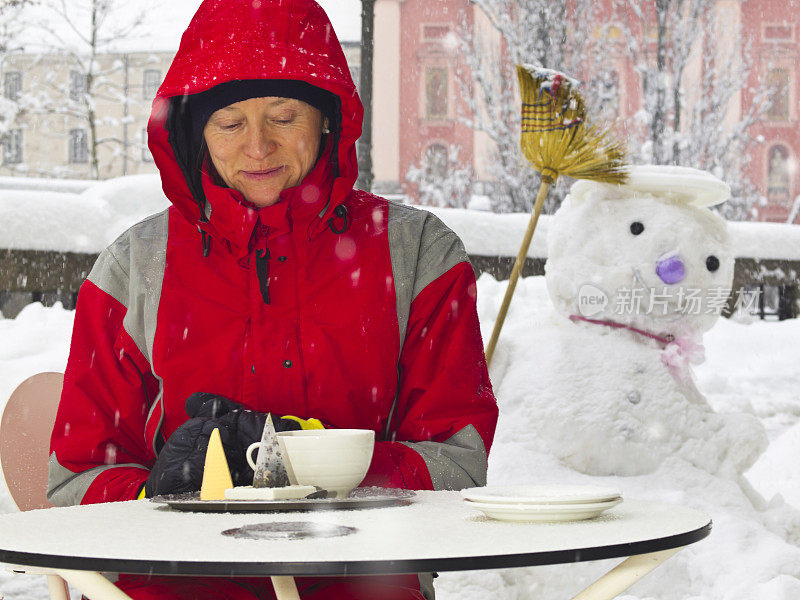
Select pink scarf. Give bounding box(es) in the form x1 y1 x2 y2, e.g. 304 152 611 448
568 315 705 381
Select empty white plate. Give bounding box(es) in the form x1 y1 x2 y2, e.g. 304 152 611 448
464 497 623 522
460 485 622 506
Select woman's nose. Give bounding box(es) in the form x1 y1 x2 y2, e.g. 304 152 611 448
656 253 685 284
244 127 276 159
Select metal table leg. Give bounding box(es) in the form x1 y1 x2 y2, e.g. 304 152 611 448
569 547 682 600
271 576 301 600
55 569 134 600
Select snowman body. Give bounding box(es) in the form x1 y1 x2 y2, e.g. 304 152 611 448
541 166 767 477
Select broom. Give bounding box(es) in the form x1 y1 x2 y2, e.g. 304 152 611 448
484 65 629 366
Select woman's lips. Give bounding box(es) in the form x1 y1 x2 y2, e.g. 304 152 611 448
242 166 285 180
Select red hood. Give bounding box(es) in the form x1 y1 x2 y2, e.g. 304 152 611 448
146 0 362 255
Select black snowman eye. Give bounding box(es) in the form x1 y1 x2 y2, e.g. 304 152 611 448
706 256 720 272
630 222 645 235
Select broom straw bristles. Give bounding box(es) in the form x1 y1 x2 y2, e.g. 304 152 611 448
517 65 628 185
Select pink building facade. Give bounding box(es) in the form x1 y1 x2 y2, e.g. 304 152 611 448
741 0 800 222
375 0 799 222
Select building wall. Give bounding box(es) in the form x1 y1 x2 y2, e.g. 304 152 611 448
372 0 402 191
398 0 475 202
741 0 800 223
391 0 800 220
0 45 362 182
0 52 174 179
1 1 799 225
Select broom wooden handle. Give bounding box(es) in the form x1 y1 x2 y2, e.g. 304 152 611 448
485 178 552 366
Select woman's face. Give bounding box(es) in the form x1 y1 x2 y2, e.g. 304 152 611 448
203 97 325 207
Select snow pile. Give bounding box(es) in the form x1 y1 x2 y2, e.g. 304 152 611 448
727 221 800 260
0 302 74 415
747 422 800 509
426 207 551 258
0 175 169 253
1 174 798 264
428 206 800 261
0 176 97 193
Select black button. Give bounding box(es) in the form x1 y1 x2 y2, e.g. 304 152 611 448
278 256 288 262
283 360 292 368
251 365 256 374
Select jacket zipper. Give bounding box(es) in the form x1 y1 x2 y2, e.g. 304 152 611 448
255 248 270 304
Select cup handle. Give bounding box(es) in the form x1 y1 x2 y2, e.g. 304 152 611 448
246 441 261 471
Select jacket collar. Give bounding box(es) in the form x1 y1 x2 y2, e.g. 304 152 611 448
198 137 337 258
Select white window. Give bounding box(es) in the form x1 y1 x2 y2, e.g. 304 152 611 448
69 129 88 163
142 69 161 100
69 71 87 102
423 25 449 41
3 129 22 164
766 68 790 121
764 24 793 42
141 128 153 163
4 72 21 101
425 67 448 119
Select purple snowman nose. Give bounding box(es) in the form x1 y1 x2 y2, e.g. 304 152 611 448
656 254 685 284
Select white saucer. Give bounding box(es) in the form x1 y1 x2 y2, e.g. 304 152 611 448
464 497 623 522
460 485 622 506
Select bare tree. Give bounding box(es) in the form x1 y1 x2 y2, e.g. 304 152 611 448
456 0 603 213
0 0 36 151
406 144 474 208
31 0 148 178
613 0 770 219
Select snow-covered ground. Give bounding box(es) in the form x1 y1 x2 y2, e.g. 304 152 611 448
0 275 798 599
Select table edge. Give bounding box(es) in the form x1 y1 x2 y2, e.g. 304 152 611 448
0 520 711 576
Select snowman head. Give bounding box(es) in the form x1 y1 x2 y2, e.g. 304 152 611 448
545 166 734 338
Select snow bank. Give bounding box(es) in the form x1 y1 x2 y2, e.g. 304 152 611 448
0 175 169 253
426 207 551 258
0 302 74 424
747 422 800 509
727 221 800 260
0 176 97 193
1 176 798 262
429 207 800 261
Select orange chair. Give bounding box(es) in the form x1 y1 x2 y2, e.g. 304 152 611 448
1 372 70 600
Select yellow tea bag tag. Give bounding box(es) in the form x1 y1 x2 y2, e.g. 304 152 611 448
200 428 233 501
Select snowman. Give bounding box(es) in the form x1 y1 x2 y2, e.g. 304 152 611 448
539 165 767 479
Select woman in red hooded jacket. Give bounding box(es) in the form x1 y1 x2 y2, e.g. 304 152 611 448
47 0 498 598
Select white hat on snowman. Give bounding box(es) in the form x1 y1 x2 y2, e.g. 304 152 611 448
569 164 731 207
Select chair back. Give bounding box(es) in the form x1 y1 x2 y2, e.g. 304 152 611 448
1 372 64 511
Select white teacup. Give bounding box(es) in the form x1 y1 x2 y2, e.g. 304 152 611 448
246 429 375 498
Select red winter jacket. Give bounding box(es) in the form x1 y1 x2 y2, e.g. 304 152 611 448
48 0 497 511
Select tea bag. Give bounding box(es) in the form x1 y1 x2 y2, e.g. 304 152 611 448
252 414 290 488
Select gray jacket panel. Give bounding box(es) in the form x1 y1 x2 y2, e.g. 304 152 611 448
387 202 470 353
400 425 488 491
47 211 168 506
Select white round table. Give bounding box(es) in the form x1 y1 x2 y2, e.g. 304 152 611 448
0 491 711 599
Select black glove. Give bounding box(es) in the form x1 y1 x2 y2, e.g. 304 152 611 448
143 393 301 497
